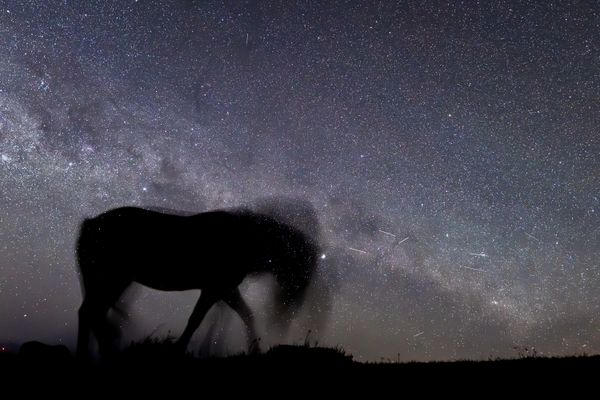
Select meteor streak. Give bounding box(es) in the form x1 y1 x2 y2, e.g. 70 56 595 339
397 236 409 244
347 247 369 255
460 265 486 272
468 252 488 258
378 229 396 238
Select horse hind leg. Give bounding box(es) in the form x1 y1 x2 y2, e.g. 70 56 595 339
77 280 130 359
223 288 260 354
77 295 115 360
76 297 94 360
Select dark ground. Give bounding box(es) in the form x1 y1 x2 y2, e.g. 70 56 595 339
1 339 598 392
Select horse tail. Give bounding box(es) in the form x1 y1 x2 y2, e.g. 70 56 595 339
76 216 112 299
76 217 97 297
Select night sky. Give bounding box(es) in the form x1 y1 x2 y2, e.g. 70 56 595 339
1 0 599 362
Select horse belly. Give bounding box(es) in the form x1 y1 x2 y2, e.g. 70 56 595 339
124 228 249 291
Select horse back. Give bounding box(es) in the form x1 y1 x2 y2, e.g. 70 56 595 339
77 206 314 292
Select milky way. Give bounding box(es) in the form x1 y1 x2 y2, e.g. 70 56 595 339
1 1 599 361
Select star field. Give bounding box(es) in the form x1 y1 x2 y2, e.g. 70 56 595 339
0 0 599 361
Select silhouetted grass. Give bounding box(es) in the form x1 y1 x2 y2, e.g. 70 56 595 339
1 337 598 385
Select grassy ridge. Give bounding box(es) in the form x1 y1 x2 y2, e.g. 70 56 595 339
1 338 598 384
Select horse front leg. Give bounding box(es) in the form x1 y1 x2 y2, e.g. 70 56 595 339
175 291 218 352
223 287 260 354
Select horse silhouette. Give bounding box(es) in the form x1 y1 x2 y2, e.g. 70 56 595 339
76 205 321 359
